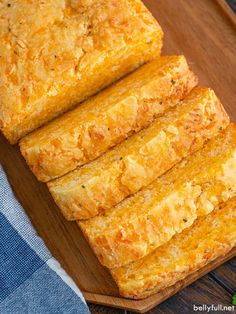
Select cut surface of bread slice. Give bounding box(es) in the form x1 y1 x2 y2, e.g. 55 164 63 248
79 124 236 268
49 87 229 220
1 0 163 144
111 197 236 299
20 55 197 182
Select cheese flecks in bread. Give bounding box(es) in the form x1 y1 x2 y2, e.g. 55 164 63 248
111 197 236 299
0 0 163 143
48 87 229 220
79 124 236 268
20 55 197 182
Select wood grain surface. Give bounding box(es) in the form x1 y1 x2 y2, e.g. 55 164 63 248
0 0 236 313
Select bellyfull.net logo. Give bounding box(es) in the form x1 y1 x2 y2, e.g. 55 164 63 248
193 304 235 312
193 294 236 312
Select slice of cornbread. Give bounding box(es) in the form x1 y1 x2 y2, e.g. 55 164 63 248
20 55 197 182
0 0 163 144
111 197 236 299
48 87 229 220
79 124 236 268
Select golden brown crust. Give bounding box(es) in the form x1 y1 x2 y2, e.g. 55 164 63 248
0 0 163 144
20 55 197 182
48 87 229 220
111 197 236 299
79 124 236 269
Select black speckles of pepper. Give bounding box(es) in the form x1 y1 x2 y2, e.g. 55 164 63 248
183 218 188 223
81 185 86 189
7 3 11 7
171 79 176 85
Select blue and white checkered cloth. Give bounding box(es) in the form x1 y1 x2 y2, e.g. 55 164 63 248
0 166 90 314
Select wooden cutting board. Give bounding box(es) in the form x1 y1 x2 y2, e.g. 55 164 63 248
0 0 236 313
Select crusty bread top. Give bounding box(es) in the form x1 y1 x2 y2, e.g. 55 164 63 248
0 0 162 143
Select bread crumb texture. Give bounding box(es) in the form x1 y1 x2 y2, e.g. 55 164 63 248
79 124 236 268
21 55 197 182
48 87 229 220
111 197 236 299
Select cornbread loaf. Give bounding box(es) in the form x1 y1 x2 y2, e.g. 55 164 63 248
49 87 229 220
20 56 197 182
0 0 163 144
111 197 236 299
79 124 236 268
